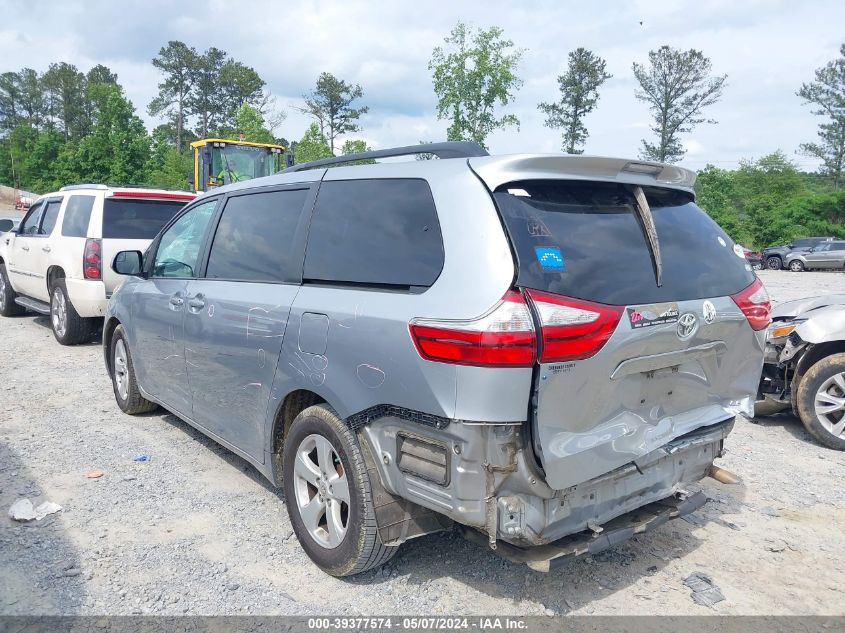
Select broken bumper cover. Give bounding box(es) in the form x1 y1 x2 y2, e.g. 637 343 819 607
462 490 706 572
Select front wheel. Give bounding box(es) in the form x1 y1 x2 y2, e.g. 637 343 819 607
796 353 845 450
282 404 398 576
109 324 157 415
0 263 25 316
788 260 805 272
765 257 782 270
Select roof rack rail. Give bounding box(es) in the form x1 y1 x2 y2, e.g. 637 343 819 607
283 141 489 173
59 184 109 191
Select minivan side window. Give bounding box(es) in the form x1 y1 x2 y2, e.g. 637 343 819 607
61 195 96 237
206 188 309 283
151 200 217 279
303 179 444 288
39 199 63 235
18 203 45 236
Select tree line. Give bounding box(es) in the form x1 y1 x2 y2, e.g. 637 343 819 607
1 25 844 248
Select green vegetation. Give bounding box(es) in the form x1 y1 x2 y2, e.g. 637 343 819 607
429 22 524 149
0 43 283 192
696 152 845 248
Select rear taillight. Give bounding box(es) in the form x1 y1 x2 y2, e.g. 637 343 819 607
731 277 771 331
525 289 623 363
83 238 102 280
409 290 536 367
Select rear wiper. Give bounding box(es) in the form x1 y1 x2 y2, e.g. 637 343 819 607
632 185 663 287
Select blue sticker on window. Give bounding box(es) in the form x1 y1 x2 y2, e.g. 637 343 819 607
535 246 564 271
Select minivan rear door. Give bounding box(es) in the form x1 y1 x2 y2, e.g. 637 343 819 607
471 164 766 490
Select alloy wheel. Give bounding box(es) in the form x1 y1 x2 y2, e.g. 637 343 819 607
113 338 130 401
292 433 350 549
0 273 6 305
51 288 67 337
814 372 845 439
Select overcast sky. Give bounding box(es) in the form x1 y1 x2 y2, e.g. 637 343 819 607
1 0 842 170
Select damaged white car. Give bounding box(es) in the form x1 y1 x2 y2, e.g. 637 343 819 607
757 294 845 449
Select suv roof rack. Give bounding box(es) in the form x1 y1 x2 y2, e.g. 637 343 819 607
59 184 110 191
283 141 489 173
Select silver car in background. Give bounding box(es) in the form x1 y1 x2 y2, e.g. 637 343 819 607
103 142 770 576
784 240 845 271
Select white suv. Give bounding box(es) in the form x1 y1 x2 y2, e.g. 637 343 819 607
0 184 194 344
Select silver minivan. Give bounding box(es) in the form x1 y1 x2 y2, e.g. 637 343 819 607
104 143 770 576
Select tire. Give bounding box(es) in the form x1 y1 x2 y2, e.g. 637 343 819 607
282 404 398 576
765 257 782 270
752 262 763 271
50 279 96 345
0 263 25 316
795 353 845 450
109 324 157 415
788 260 805 272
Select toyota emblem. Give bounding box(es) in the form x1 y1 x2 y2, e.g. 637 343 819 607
677 313 698 340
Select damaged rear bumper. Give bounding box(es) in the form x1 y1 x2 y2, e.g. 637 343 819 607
461 490 706 572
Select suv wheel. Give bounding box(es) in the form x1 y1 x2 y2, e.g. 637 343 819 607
796 353 845 450
109 325 157 414
50 279 95 345
788 260 805 272
0 263 25 316
282 404 398 576
765 257 782 270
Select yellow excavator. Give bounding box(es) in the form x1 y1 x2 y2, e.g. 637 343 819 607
190 138 288 192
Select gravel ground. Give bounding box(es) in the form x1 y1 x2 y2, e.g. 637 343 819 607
1 271 844 616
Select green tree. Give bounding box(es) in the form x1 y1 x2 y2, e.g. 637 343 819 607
429 22 524 149
146 125 192 190
301 72 368 153
74 85 150 184
188 47 228 138
41 62 88 138
538 48 611 154
632 46 726 163
797 44 845 189
219 61 266 123
340 138 375 165
294 122 333 164
149 41 198 153
0 72 22 133
220 103 275 144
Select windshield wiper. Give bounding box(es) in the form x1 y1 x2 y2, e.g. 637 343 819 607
631 185 663 287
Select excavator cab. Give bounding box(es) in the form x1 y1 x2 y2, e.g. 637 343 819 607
191 138 287 192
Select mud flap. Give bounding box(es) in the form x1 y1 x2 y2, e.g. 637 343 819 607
459 490 706 572
359 432 453 546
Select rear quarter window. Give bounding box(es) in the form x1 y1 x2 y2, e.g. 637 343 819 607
494 180 755 305
61 195 95 237
103 198 188 239
303 179 444 289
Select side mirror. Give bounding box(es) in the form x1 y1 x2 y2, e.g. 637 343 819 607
0 219 14 232
112 250 143 276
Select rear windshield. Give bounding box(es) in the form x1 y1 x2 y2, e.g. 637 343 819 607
493 180 754 305
102 198 187 239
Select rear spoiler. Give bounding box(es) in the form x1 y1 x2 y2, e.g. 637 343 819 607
468 155 697 195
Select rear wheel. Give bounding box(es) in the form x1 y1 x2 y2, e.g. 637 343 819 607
765 257 782 270
788 260 805 272
50 279 95 345
282 404 398 576
796 353 845 450
109 325 157 414
0 263 25 316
